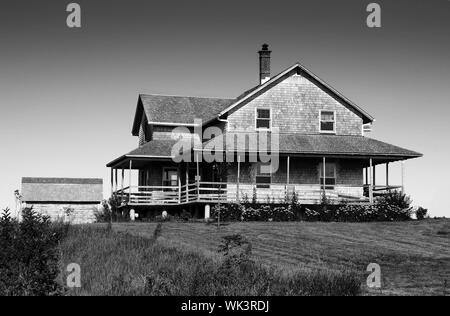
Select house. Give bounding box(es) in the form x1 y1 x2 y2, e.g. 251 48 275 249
106 44 422 217
21 177 103 224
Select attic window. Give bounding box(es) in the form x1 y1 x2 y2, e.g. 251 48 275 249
256 108 271 130
320 110 335 133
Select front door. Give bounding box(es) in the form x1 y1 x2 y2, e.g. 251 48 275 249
163 168 178 187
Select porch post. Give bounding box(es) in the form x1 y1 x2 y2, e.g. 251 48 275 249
287 156 290 184
365 168 368 185
121 169 124 200
196 152 200 201
401 161 405 193
178 176 181 203
186 162 189 202
369 158 374 204
322 157 326 196
129 160 133 201
372 164 376 188
236 154 241 202
110 168 113 197
114 169 118 195
287 156 291 203
386 162 389 187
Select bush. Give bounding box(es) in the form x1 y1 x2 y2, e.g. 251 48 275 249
180 209 192 221
376 190 411 209
242 207 261 221
0 208 66 296
415 207 428 220
211 203 244 222
94 200 111 222
271 206 295 221
333 203 412 222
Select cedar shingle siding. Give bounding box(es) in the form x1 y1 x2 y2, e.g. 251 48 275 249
227 74 363 135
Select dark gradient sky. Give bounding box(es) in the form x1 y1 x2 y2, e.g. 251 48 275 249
1 0 449 216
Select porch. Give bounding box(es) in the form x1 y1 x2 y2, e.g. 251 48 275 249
114 182 402 206
106 134 420 207
108 154 405 206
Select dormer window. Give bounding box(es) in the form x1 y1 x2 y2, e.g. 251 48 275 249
256 108 271 130
320 110 336 133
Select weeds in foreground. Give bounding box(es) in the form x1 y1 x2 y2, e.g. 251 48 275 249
60 226 362 296
0 208 68 296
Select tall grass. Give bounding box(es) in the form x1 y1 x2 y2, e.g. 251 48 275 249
59 225 362 296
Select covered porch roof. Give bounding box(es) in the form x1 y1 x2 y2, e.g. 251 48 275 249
200 133 422 164
107 133 422 169
106 139 178 169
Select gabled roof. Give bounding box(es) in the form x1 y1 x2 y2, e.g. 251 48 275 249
21 178 103 203
22 178 102 185
201 133 422 159
218 63 374 124
132 95 234 135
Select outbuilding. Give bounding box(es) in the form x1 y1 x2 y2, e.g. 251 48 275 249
21 177 103 224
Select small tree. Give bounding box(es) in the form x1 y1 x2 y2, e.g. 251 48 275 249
415 207 428 220
213 162 230 228
251 187 257 206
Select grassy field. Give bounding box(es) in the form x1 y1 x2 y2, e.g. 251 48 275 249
113 219 450 296
59 225 361 296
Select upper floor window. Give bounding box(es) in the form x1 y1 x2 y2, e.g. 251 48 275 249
320 110 335 133
256 108 271 130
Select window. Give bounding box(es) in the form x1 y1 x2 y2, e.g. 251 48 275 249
320 110 335 133
256 162 271 188
319 163 336 190
256 108 271 130
163 168 178 187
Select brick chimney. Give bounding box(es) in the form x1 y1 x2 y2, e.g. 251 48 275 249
258 43 271 84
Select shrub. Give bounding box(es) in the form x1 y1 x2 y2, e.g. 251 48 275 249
180 209 192 221
333 203 411 222
153 223 163 240
94 200 111 222
259 205 273 221
376 190 411 209
218 234 252 262
271 206 295 221
251 187 258 206
0 208 65 296
304 207 320 221
242 207 260 221
415 207 428 220
289 191 304 220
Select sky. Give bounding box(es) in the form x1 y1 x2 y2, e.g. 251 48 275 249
0 0 449 216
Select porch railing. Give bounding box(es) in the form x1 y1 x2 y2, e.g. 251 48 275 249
114 182 403 206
